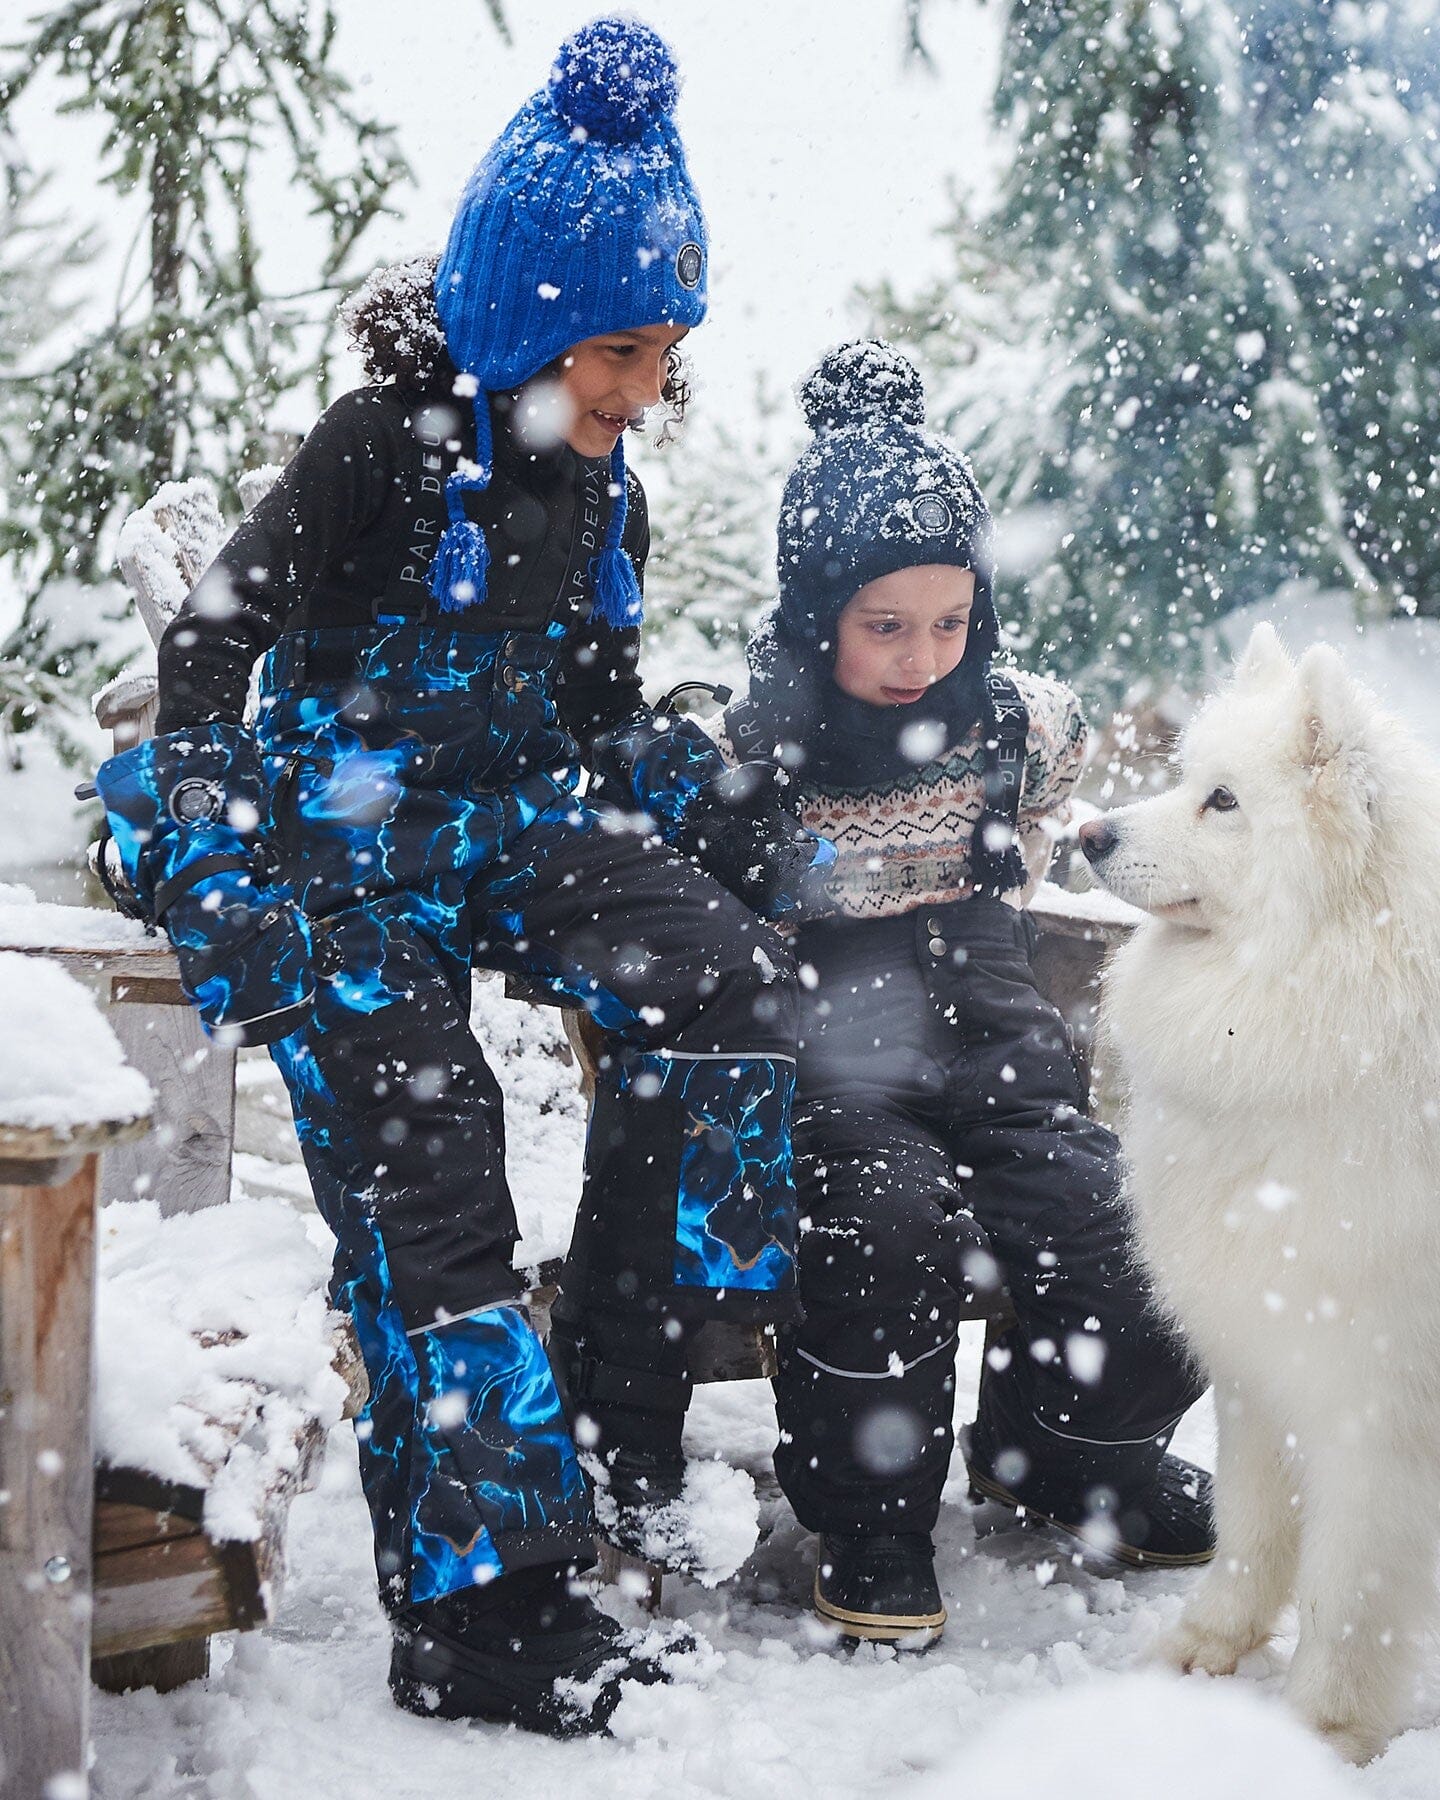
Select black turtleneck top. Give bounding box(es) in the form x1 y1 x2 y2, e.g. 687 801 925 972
154 381 650 749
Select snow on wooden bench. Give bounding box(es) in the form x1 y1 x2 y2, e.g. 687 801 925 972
0 953 152 1798
0 892 355 1700
90 1192 351 1691
0 882 234 1217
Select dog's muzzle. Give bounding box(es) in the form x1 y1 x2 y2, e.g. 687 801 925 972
1079 816 1120 865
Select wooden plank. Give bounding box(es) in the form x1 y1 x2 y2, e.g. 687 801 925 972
100 690 160 753
689 1322 777 1384
94 1500 202 1556
93 1636 208 1695
91 1413 326 1660
594 1539 663 1613
1029 883 1141 946
91 1529 239 1657
0 1155 99 1800
111 975 189 1008
101 1001 235 1215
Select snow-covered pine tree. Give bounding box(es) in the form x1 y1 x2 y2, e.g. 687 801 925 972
0 1 413 748
874 0 1430 700
1242 0 1440 621
0 152 95 765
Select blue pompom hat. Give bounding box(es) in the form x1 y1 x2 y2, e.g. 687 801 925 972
431 16 709 626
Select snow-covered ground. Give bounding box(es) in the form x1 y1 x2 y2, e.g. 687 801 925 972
86 979 1440 1799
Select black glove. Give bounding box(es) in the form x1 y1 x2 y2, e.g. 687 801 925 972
672 761 836 922
93 723 315 1046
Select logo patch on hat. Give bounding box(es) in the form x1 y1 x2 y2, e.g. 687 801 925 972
912 493 953 537
675 241 703 289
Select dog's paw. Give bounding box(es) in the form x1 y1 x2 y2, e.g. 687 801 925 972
1153 1612 1266 1677
1310 1715 1386 1767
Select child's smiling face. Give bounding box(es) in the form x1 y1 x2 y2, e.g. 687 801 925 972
832 565 977 706
550 324 690 457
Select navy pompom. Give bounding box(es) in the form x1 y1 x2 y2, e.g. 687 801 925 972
548 17 680 143
799 339 927 434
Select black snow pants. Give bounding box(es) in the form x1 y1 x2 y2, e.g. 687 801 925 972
774 895 1203 1539
257 621 801 1609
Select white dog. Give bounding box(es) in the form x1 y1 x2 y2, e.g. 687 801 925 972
1080 622 1440 1763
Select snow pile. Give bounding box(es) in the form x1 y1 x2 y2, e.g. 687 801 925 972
95 1194 347 1542
915 1671 1356 1799
469 971 589 1269
1214 585 1440 758
0 950 153 1133
1030 879 1145 932
0 896 155 953
590 1454 761 1590
113 510 188 623
0 734 107 897
114 477 227 628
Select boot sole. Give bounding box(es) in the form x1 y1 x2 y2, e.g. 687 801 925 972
966 1466 1215 1568
812 1573 947 1645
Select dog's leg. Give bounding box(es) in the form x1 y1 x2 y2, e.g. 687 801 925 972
1284 1437 1434 1765
1156 1384 1297 1676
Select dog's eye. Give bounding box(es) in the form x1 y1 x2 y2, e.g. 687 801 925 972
1202 786 1239 814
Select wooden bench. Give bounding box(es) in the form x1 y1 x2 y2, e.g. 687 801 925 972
0 899 363 1695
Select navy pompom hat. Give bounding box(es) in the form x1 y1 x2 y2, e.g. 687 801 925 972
431 17 708 624
775 339 998 660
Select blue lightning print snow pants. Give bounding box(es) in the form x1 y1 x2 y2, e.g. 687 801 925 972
258 624 800 1607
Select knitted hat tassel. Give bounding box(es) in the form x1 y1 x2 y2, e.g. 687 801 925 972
429 400 494 613
590 442 644 629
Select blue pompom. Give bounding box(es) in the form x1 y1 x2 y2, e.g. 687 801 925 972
428 517 491 613
591 544 644 628
548 17 679 143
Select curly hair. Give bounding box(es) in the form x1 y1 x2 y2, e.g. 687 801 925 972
649 345 689 441
340 254 448 390
342 253 691 438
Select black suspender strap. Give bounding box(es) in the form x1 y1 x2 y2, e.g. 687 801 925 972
974 670 1030 895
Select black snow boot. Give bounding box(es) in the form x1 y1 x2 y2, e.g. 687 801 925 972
813 1533 947 1647
968 1452 1216 1569
389 1562 691 1738
551 1315 696 1569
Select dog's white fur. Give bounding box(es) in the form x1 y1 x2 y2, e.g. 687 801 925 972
1090 623 1440 1763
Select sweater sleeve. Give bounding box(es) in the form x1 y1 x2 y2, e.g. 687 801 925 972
1012 669 1088 901
1017 669 1089 820
155 390 399 732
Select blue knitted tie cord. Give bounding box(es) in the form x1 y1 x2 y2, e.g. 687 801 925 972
594 441 643 628
429 17 697 626
431 392 493 616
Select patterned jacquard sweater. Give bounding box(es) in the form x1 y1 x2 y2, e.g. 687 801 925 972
718 667 1087 921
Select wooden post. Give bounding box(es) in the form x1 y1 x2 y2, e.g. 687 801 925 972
102 985 235 1215
0 1119 147 1800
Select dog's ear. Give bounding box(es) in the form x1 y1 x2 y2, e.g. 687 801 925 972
1235 622 1291 688
1296 644 1374 820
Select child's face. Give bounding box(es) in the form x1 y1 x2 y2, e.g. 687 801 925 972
543 324 689 458
833 565 977 706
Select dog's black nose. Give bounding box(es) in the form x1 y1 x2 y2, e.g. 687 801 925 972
1079 816 1120 863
